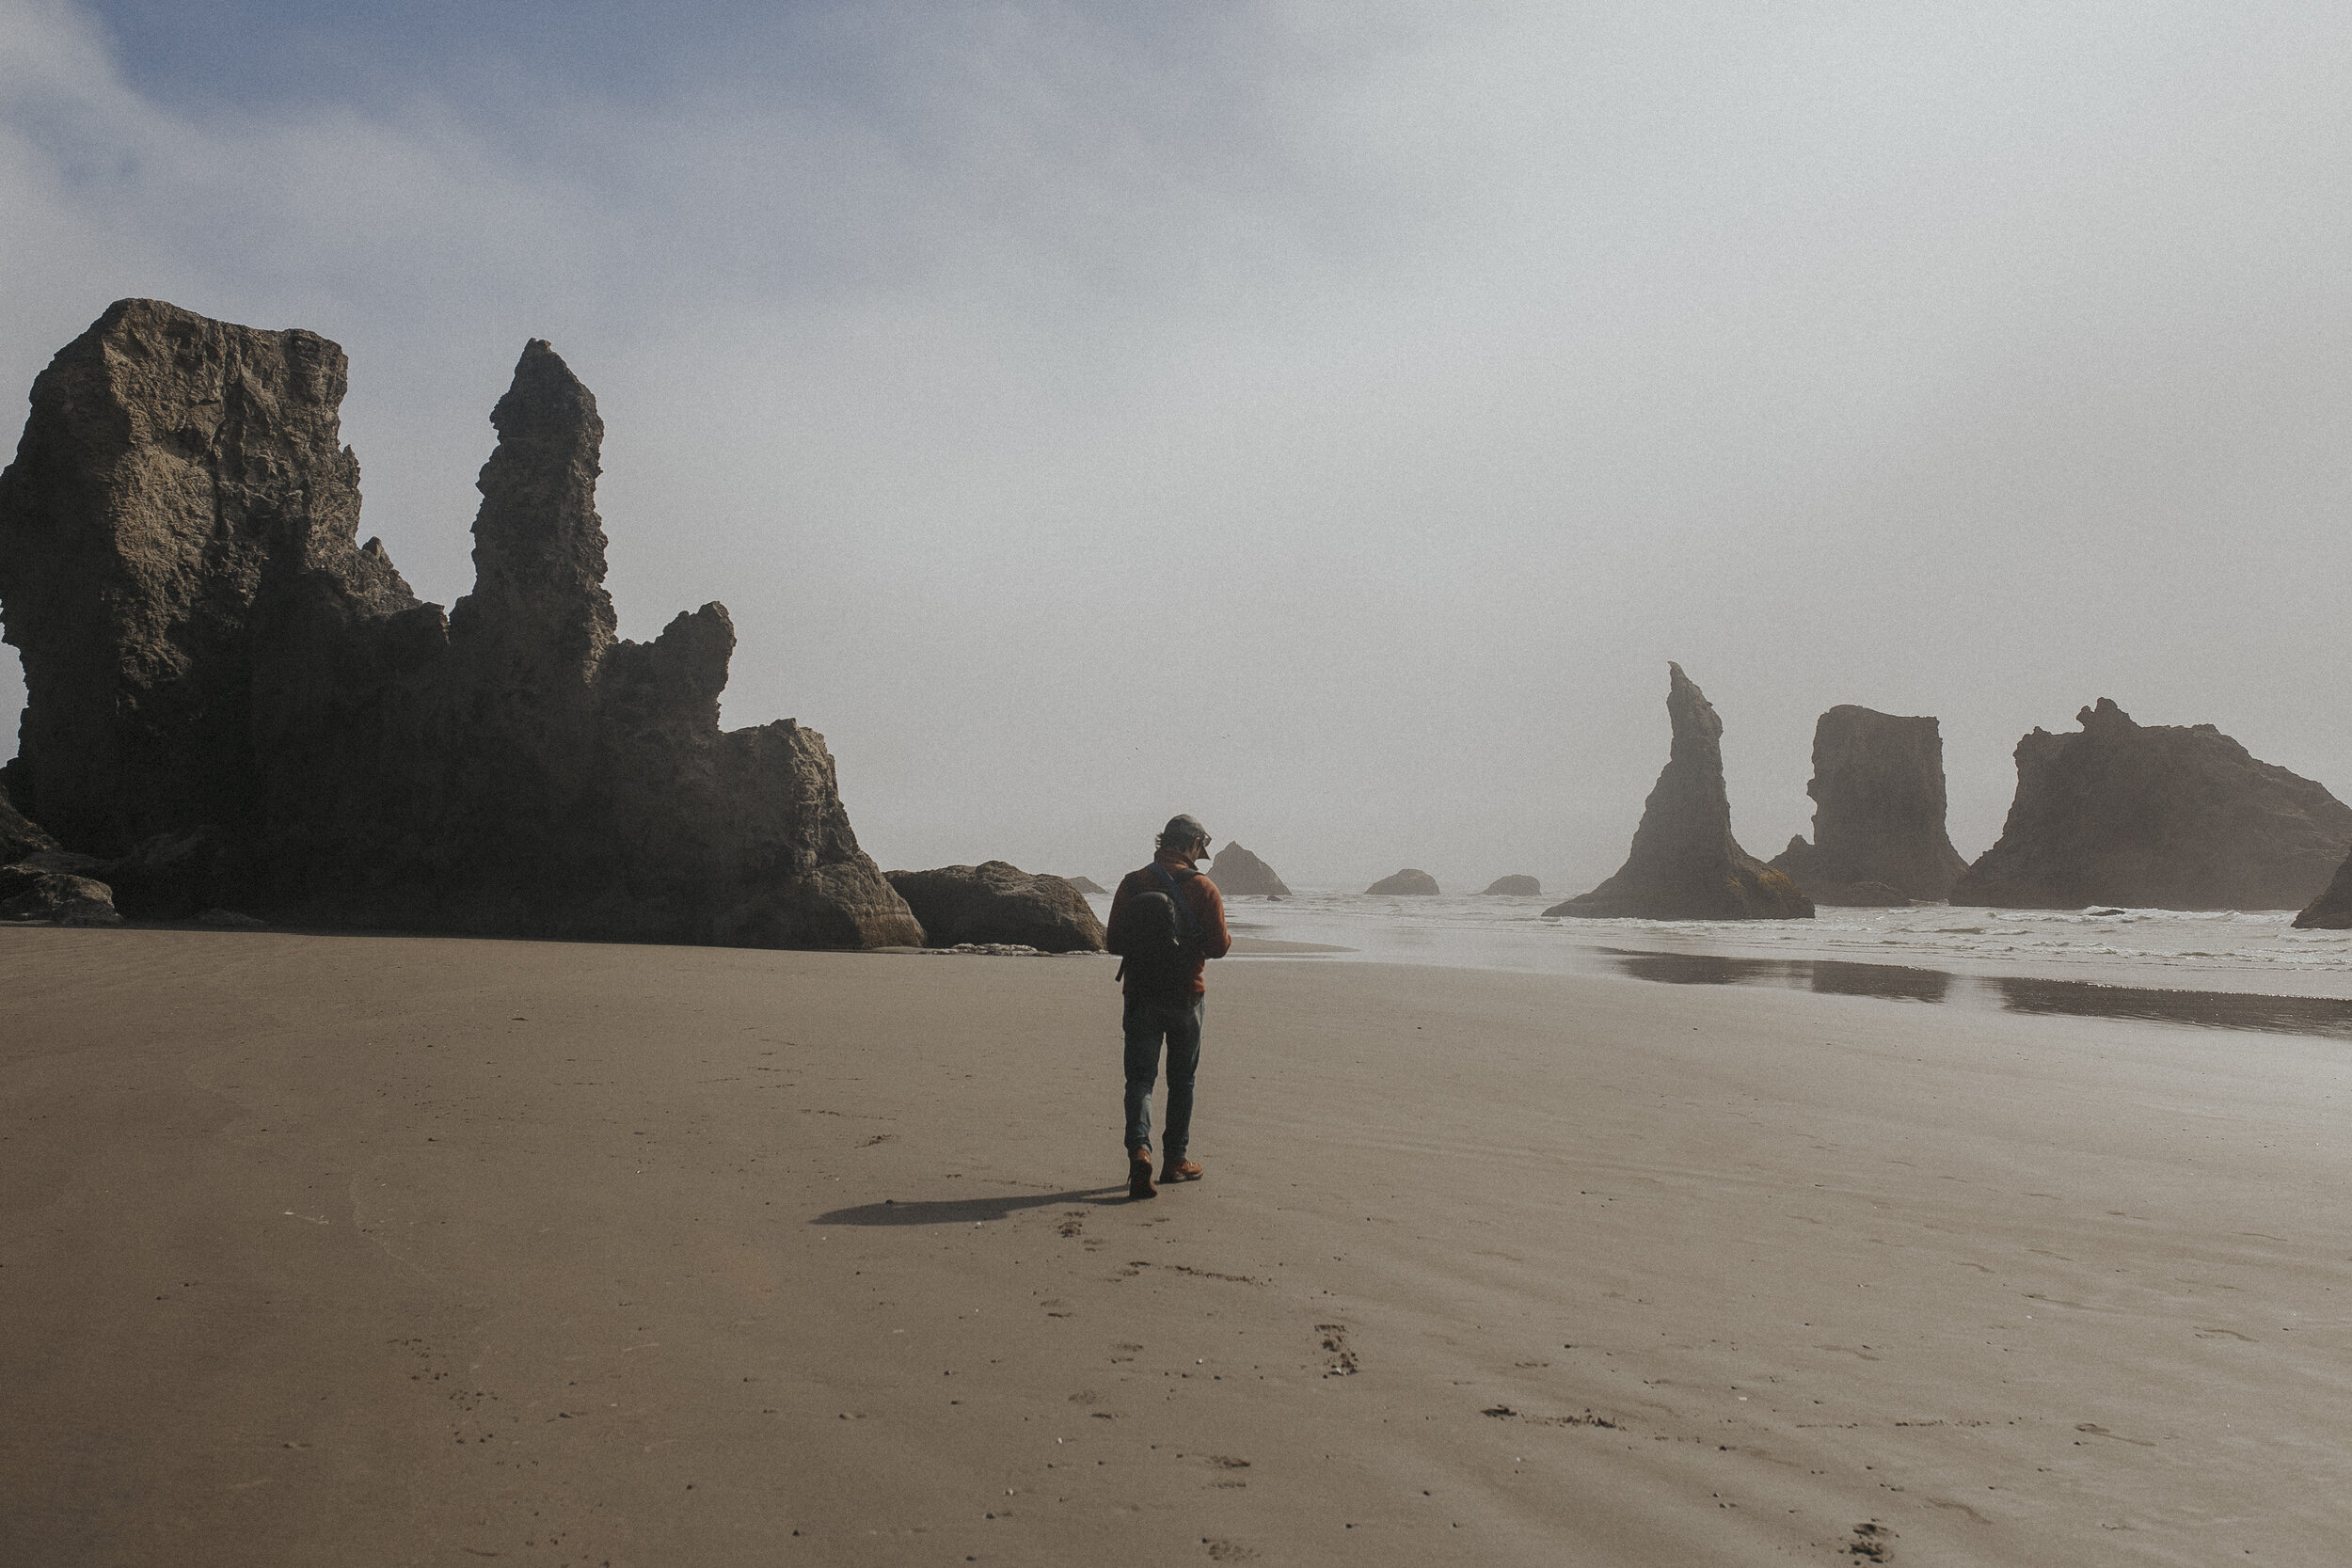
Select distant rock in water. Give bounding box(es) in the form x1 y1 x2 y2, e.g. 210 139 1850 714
2294 851 2352 928
1210 843 1293 896
1055 874 1109 896
1366 868 1439 895
888 862 1106 952
0 299 920 947
1546 664 1812 922
1482 875 1541 895
1769 706 1966 903
1952 699 2352 911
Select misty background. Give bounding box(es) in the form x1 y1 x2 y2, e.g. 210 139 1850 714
5 1 2350 894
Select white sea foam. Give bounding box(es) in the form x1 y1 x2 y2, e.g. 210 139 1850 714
1085 889 2352 1001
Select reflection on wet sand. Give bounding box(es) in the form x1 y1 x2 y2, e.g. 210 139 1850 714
1812 959 1953 1005
1601 949 1951 1004
1603 948 2352 1040
1990 975 2352 1039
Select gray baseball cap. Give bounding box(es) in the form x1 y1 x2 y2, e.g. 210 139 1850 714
1160 814 1210 847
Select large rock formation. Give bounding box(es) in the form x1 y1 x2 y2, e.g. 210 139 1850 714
887 863 1106 952
1770 706 1966 903
1366 868 1439 895
1952 699 2352 911
2294 852 2352 928
1056 874 1109 896
1482 875 1541 895
1209 842 1292 896
1546 663 1813 921
0 299 921 946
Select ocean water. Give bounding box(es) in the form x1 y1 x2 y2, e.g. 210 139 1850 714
1084 888 2352 1037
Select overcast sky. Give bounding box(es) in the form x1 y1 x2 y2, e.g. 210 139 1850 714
6 0 2351 892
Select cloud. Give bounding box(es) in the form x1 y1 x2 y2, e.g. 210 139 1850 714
7 0 2352 891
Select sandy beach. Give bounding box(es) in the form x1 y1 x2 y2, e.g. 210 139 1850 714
5 927 2348 1566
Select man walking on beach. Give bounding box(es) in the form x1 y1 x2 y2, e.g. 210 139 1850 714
1104 814 1232 1200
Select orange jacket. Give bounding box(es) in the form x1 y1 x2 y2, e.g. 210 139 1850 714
1104 848 1232 994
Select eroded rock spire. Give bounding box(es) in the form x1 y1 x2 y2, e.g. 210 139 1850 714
1547 662 1812 921
450 339 616 681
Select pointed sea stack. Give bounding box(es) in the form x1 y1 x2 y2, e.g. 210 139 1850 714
1547 663 1812 921
0 299 922 946
2294 851 2352 928
1209 843 1292 896
1770 706 1966 904
1952 699 2352 911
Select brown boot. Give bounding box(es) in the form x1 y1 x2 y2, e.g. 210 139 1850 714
1161 1157 1203 1183
1128 1148 1157 1200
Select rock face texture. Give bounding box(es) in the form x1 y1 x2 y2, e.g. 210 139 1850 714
1770 706 1966 903
1952 699 2352 911
1209 843 1293 897
2294 852 2352 928
0 865 121 925
0 786 120 924
887 863 1106 952
0 299 921 946
98 827 245 920
1547 663 1813 921
1809 879 1908 908
1 786 56 864
1482 875 1541 896
1366 868 1439 895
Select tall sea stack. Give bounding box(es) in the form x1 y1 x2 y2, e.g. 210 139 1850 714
1952 699 2352 911
1547 663 1812 921
1770 706 1967 904
0 299 922 946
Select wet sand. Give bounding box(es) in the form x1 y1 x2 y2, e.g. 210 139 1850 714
4 927 2347 1565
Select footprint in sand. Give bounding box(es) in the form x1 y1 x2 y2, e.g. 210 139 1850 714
1317 1324 1359 1377
2074 1423 2154 1447
1846 1520 1896 1560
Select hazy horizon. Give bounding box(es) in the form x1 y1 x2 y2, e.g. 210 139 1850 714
8 1 2352 895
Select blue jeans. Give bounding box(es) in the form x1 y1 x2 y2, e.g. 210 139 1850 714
1122 992 1204 1161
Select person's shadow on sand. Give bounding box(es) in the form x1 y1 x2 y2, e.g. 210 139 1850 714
813 1189 1127 1227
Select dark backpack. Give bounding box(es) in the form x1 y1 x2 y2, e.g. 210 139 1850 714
1116 866 1200 998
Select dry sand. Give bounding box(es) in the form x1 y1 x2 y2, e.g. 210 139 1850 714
4 927 2348 1566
